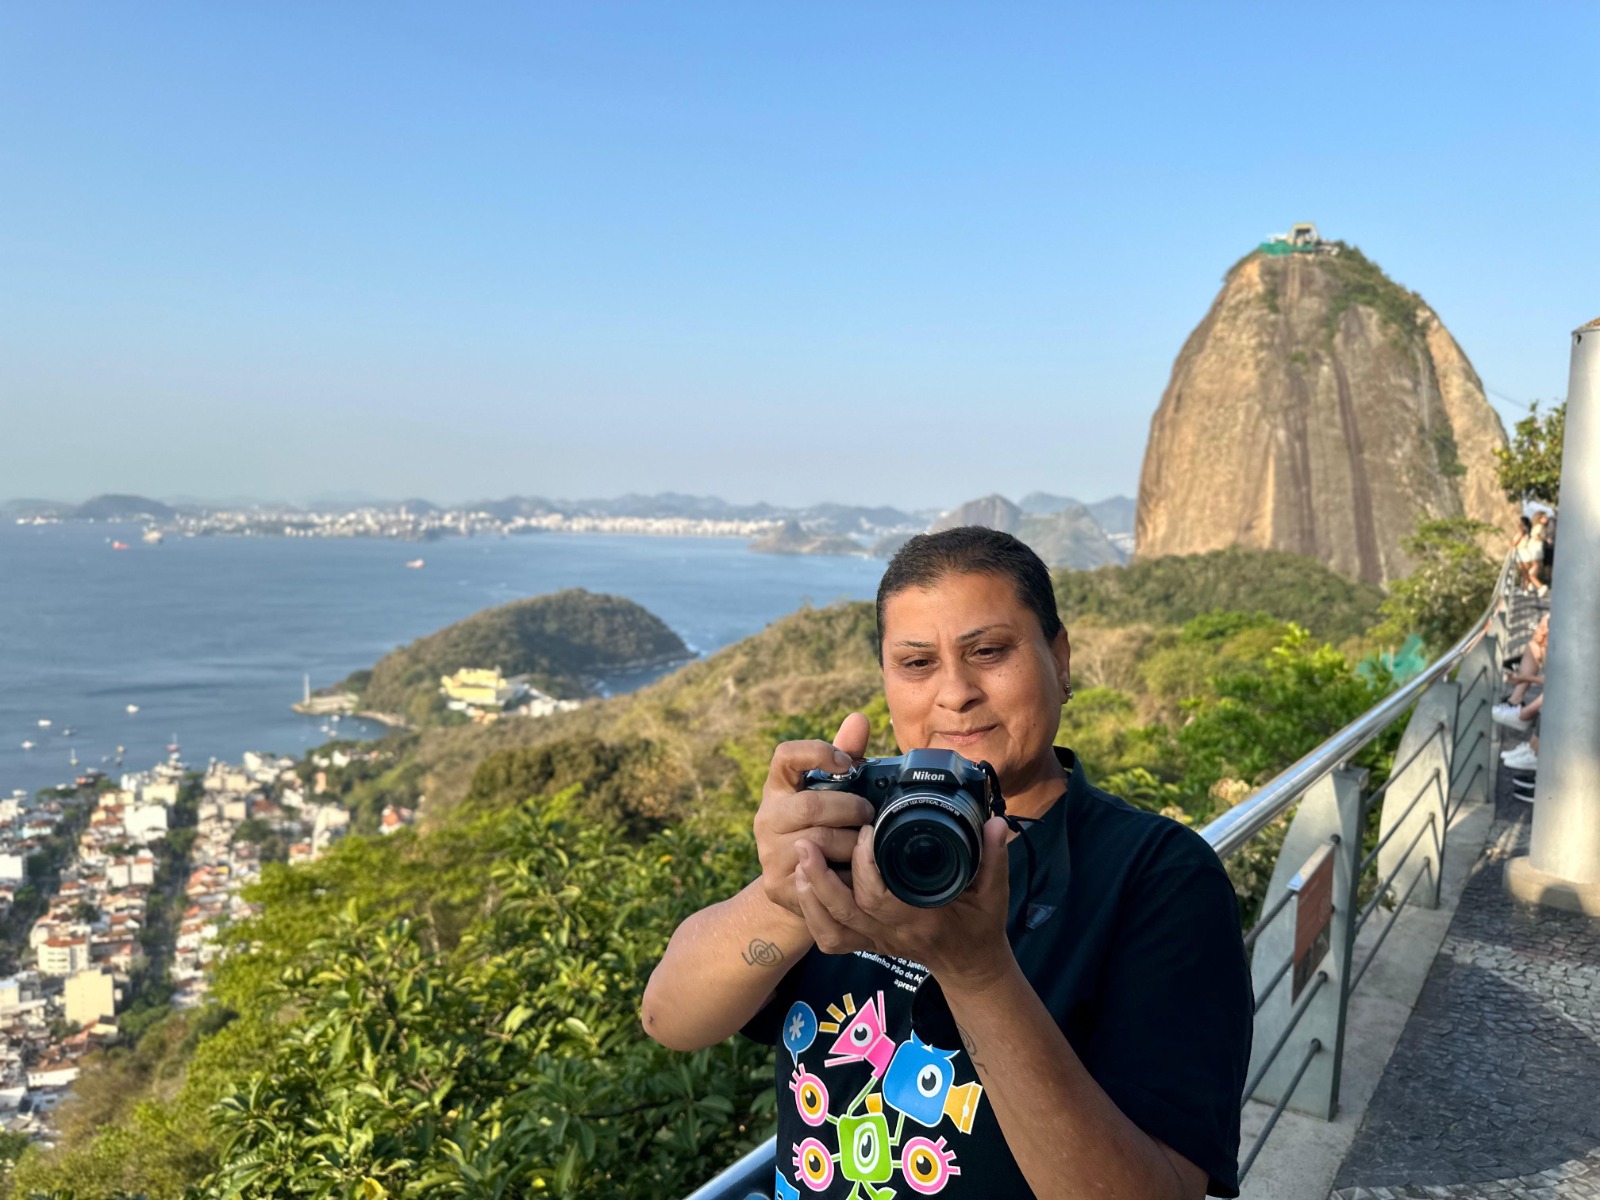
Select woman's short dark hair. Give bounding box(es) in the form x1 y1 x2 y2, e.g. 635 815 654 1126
1521 515 1532 535
876 527 1063 662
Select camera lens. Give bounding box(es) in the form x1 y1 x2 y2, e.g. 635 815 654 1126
874 802 979 908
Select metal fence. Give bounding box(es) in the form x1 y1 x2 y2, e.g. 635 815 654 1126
684 558 1523 1200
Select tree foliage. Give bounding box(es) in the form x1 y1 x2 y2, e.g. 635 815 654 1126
1373 518 1499 654
1494 400 1566 505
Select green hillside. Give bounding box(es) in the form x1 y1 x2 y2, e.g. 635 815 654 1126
1054 547 1385 643
403 599 886 825
349 589 689 724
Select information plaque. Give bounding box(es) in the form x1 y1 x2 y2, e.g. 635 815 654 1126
1290 843 1335 1002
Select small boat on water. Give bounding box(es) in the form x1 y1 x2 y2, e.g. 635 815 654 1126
60 727 73 736
111 541 129 551
125 704 140 714
37 718 51 728
20 741 34 750
405 558 425 569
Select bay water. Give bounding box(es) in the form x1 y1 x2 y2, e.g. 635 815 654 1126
0 523 884 797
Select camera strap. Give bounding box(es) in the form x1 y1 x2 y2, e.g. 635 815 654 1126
979 759 1040 941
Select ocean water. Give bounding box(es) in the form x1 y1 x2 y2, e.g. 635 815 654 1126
0 523 884 797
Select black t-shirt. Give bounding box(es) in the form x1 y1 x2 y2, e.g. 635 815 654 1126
742 750 1252 1198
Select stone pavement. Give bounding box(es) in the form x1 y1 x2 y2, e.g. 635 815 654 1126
1328 698 1600 1199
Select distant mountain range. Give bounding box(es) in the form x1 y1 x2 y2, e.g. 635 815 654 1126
5 489 1137 569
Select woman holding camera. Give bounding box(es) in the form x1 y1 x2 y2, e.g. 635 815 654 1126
643 528 1252 1199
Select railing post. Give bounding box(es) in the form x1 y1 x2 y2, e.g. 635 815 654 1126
1509 317 1600 913
1450 636 1496 815
1246 768 1363 1119
1378 683 1455 911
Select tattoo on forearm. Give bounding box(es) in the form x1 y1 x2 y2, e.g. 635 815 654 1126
742 938 784 967
956 1022 986 1072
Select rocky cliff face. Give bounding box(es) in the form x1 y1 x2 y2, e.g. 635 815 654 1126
1135 247 1515 585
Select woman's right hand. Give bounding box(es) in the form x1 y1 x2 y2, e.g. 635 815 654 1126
754 712 874 918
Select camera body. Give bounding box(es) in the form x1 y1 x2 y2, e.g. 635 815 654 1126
802 748 997 908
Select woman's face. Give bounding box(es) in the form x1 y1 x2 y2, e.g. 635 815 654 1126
879 571 1071 786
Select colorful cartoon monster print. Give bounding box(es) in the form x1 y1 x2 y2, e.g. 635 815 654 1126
787 987 985 1197
773 1167 801 1200
838 1110 894 1184
823 991 895 1078
790 1066 830 1127
793 1137 834 1191
900 1136 962 1194
883 1033 984 1134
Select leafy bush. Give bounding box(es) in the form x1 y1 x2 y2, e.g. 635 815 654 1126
465 734 689 834
1372 518 1499 654
208 795 770 1198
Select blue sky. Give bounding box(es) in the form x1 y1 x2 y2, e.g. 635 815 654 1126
2 3 1595 510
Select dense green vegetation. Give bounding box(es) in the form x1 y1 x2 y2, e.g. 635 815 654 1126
1053 547 1386 644
1371 519 1501 654
349 589 688 724
10 537 1501 1199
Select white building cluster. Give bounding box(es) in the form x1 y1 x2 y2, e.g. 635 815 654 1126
0 742 408 1145
0 762 183 1133
172 751 357 1009
159 505 785 542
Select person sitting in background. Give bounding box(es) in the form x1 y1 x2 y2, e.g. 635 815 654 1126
1493 613 1548 720
1499 614 1551 783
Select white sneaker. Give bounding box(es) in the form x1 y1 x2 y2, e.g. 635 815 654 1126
1502 746 1538 771
1491 703 1528 728
1537 584 1550 597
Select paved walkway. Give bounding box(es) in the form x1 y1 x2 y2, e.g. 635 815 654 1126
1329 615 1600 1200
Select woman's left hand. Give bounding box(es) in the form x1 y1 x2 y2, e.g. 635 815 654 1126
793 816 1014 991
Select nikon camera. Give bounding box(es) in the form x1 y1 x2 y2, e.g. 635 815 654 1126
802 748 998 909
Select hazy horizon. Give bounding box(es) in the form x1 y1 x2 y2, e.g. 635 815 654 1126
3 4 1595 509
2 485 1137 515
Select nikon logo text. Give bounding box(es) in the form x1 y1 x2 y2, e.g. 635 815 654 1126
909 770 945 782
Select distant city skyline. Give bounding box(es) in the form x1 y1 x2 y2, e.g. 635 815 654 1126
2 486 1135 515
2 4 1594 509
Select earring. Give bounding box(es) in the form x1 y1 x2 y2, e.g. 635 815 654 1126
1064 684 1074 703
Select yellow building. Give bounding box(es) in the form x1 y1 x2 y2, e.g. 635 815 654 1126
64 968 116 1027
439 666 516 709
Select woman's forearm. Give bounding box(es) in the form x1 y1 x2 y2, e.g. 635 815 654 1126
942 959 1199 1200
641 878 815 1051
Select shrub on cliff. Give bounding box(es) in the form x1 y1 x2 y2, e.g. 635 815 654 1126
1495 400 1565 506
